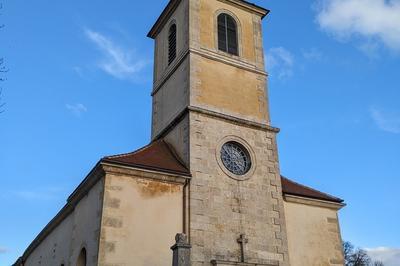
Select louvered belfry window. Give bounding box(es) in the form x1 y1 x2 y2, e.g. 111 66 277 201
218 14 238 55
168 24 177 65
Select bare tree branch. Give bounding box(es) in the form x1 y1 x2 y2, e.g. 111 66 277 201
343 241 385 266
0 3 3 28
351 248 371 266
344 241 355 265
0 88 4 114
0 2 6 113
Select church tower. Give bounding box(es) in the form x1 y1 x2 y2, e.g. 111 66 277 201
14 1 346 266
148 0 290 265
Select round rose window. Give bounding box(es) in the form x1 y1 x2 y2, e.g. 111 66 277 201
220 141 251 175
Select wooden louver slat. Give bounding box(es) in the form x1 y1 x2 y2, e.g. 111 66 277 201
168 24 177 65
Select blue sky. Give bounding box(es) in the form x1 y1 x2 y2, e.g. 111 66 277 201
1 0 400 265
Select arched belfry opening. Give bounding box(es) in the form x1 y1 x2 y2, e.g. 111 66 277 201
76 248 87 266
217 13 238 55
168 23 177 65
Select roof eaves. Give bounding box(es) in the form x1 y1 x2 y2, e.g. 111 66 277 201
281 176 344 203
101 158 192 177
237 0 270 18
284 191 344 204
147 0 182 38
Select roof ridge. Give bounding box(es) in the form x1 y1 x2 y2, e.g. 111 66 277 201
163 140 189 171
281 175 343 202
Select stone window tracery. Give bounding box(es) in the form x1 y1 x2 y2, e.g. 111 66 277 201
220 141 251 175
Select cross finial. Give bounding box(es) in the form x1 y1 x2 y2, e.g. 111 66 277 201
237 234 248 262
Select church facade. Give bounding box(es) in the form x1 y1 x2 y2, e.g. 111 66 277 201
14 1 345 266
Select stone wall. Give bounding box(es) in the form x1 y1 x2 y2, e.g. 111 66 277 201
152 0 190 139
188 111 289 266
284 197 344 266
152 0 271 139
152 56 190 139
195 0 263 66
164 113 191 165
98 166 186 266
190 53 269 125
188 0 270 125
153 0 189 82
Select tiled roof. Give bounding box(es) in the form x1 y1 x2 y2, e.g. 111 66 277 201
281 176 344 203
102 140 191 177
103 140 343 203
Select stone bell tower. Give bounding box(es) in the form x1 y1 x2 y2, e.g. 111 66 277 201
148 0 290 265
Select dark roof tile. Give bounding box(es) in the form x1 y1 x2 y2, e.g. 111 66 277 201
102 140 191 177
281 176 344 203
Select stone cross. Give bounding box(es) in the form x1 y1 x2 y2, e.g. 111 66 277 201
171 233 191 266
237 234 248 263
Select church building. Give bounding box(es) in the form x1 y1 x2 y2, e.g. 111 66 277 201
14 0 345 265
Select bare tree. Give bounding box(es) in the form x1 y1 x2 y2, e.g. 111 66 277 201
0 3 6 113
0 58 6 113
343 241 385 266
0 3 3 29
0 88 4 114
350 248 371 266
344 241 355 265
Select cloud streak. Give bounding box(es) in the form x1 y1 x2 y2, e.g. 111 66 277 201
84 28 148 80
0 246 8 254
266 47 294 80
2 187 65 201
370 107 400 134
66 103 87 117
366 247 400 266
315 0 400 53
303 48 324 61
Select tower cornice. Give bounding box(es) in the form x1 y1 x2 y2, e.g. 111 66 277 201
153 106 280 142
147 0 270 39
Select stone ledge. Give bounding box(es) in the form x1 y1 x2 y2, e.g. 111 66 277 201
211 260 279 266
188 106 280 133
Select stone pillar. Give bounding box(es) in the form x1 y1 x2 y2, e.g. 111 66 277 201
171 233 191 266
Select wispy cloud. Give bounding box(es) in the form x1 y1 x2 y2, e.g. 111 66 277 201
66 103 87 117
84 28 148 80
302 48 324 61
0 246 8 254
73 66 85 78
359 41 381 59
315 0 400 54
2 187 65 201
266 47 294 80
366 247 400 266
370 107 400 134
